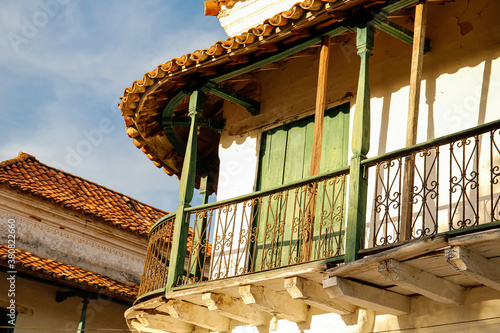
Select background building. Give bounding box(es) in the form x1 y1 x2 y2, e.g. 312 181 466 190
0 152 167 332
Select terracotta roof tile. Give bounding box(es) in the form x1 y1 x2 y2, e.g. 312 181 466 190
0 153 167 237
0 245 138 303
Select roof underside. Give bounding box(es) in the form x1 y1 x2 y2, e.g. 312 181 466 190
119 0 417 192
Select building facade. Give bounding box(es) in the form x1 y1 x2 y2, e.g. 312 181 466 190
0 152 167 332
120 0 500 332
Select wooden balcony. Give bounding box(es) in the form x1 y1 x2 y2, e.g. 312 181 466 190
127 119 500 332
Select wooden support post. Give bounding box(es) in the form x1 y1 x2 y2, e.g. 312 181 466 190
302 37 331 262
310 36 331 176
401 0 428 241
166 90 205 292
345 24 374 263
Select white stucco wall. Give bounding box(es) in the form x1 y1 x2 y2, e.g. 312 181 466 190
0 188 147 284
217 0 299 37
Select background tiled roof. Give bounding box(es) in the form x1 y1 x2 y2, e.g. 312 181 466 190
0 152 167 237
0 245 138 303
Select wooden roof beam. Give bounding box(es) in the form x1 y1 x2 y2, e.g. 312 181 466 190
284 276 356 315
372 13 431 53
201 81 260 116
378 259 464 305
202 292 271 327
323 276 410 316
239 285 308 323
445 246 500 291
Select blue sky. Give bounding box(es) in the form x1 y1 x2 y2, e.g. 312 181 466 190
0 0 227 211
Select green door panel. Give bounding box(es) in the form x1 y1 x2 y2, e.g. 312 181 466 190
254 103 350 270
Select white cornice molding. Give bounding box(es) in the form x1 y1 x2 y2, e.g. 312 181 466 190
0 187 149 281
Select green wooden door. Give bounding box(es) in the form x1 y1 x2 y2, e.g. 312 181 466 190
252 103 350 270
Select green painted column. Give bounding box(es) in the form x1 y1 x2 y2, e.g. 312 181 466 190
166 90 205 291
77 298 89 333
345 24 374 263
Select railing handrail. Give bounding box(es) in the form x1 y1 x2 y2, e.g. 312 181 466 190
362 118 500 167
184 165 350 213
149 120 500 237
149 212 176 237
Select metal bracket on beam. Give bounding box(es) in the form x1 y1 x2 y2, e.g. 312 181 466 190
372 11 431 53
164 116 226 133
201 81 260 116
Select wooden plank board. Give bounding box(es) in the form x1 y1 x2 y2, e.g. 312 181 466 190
310 36 331 177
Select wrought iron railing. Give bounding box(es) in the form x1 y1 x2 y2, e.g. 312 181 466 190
364 120 500 247
137 120 500 297
137 214 175 296
181 168 349 285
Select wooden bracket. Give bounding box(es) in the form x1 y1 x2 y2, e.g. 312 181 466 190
161 299 231 332
129 311 196 333
324 276 410 316
239 285 308 323
445 246 500 291
284 276 356 315
378 259 464 304
202 292 270 327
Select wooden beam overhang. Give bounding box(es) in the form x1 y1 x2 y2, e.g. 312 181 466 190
445 246 500 292
323 276 410 316
202 292 271 327
127 310 197 333
371 11 431 53
284 276 356 315
378 258 464 305
239 285 309 323
200 81 260 116
160 299 232 332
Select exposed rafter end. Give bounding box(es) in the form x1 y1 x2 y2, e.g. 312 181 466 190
445 246 500 291
201 81 260 116
378 259 464 305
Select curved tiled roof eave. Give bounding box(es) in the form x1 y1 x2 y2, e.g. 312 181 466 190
119 0 381 178
0 246 139 303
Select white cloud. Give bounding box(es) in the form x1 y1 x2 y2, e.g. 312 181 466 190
0 0 227 211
